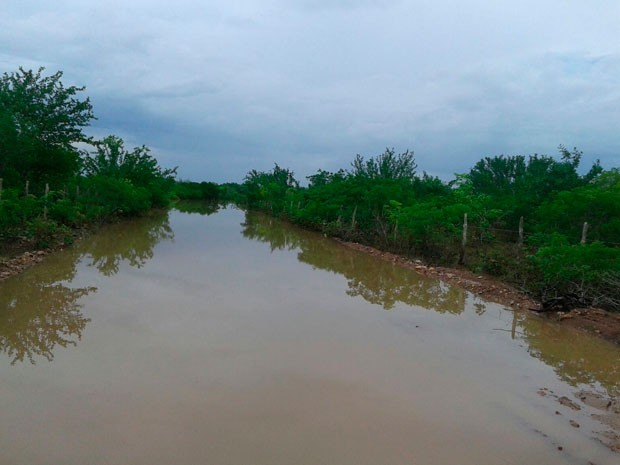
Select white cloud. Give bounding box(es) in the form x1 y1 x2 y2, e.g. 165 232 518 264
1 0 619 182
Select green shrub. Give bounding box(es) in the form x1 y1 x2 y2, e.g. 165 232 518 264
25 218 71 249
530 242 620 310
48 199 84 227
79 176 151 216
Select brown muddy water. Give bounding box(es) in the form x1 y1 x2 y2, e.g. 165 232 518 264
1 205 619 465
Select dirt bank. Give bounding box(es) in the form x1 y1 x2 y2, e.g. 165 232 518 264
335 239 620 346
0 231 85 283
0 249 52 281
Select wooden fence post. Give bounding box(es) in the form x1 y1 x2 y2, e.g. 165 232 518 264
581 222 589 244
459 213 468 264
518 216 524 247
43 183 49 220
351 206 357 230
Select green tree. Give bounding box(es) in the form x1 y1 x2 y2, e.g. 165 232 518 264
83 135 175 185
350 148 417 181
533 169 620 244
464 148 595 228
82 135 177 207
173 181 221 200
242 164 299 212
0 67 94 188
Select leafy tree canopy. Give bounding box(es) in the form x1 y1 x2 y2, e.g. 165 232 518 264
82 135 176 187
0 67 95 187
350 148 417 181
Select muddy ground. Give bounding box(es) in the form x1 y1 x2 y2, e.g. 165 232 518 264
0 249 52 280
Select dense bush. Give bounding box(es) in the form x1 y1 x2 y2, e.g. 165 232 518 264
173 181 221 201
0 67 177 252
530 242 620 310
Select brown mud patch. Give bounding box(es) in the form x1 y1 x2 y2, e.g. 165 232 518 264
335 239 620 347
0 231 86 283
0 249 53 282
551 309 620 346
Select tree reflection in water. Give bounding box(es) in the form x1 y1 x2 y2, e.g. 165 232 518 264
173 200 221 216
242 211 466 313
516 310 620 397
0 210 174 364
0 264 94 365
82 211 174 276
242 210 620 402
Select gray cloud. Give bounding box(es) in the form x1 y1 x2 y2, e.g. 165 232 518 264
1 1 619 182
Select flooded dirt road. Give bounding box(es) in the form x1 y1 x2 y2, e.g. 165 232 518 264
1 206 619 464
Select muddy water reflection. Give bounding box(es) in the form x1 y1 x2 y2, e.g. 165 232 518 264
0 211 173 364
244 211 620 458
2 207 620 464
242 211 466 313
0 267 93 364
519 311 620 396
83 211 174 276
244 211 620 394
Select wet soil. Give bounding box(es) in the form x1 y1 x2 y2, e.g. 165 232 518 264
0 229 89 283
551 308 620 346
335 239 620 347
0 249 52 281
0 233 79 283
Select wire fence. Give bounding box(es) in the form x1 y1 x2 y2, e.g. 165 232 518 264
464 221 620 247
3 181 620 248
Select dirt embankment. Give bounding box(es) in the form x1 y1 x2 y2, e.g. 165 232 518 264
335 239 620 346
0 250 51 281
0 232 83 282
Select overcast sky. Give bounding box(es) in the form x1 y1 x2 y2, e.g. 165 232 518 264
1 0 619 182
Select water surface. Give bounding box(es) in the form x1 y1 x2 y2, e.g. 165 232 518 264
1 207 619 464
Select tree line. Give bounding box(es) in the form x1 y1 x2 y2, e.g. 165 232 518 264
2 66 618 313
0 67 218 249
231 148 620 312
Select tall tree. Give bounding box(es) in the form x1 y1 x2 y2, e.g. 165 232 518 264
0 67 95 188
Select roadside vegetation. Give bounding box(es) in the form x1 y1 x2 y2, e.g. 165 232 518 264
2 66 619 313
0 67 219 252
231 149 620 312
